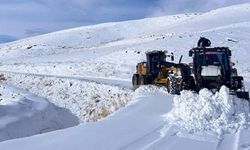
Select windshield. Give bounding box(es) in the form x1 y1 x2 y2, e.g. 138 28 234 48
195 52 229 70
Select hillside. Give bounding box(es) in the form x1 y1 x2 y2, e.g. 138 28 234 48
0 3 250 150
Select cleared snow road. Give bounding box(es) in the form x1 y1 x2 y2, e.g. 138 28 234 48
1 85 250 150
0 92 174 150
0 71 132 90
0 89 243 150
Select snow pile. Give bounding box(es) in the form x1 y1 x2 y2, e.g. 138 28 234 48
166 86 250 135
3 73 133 122
134 85 168 94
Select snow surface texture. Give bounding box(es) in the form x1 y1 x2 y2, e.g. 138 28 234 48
166 86 250 136
0 13 198 62
3 73 133 122
0 84 78 142
0 4 250 82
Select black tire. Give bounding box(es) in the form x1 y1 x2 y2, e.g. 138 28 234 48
167 76 177 94
181 76 195 91
138 75 146 85
232 76 244 90
132 74 139 89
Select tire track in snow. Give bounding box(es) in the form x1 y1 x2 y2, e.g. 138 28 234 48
119 122 183 150
118 122 166 150
138 125 175 150
215 127 242 150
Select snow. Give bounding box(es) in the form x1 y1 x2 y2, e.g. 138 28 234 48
0 2 250 150
0 88 175 150
0 84 78 142
166 86 250 136
0 87 250 150
2 72 133 122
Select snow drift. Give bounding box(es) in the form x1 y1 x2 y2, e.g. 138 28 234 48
166 86 250 135
0 84 78 142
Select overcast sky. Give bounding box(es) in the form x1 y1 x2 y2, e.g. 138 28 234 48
0 0 249 42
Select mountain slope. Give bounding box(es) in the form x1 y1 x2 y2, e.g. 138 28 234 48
0 4 249 78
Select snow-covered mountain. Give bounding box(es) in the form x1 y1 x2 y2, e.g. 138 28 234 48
0 3 250 150
0 35 16 44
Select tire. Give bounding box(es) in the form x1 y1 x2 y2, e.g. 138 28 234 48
132 74 139 89
138 75 146 85
167 76 177 94
182 76 196 91
232 76 244 90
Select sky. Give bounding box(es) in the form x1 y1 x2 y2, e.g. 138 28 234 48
0 0 249 42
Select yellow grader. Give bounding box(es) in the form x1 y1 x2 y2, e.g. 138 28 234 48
132 51 195 94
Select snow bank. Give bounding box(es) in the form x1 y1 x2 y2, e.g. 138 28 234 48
0 84 78 142
3 73 133 122
166 86 250 135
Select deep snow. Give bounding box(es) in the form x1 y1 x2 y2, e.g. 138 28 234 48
166 86 250 136
0 3 250 150
0 86 250 150
0 84 78 142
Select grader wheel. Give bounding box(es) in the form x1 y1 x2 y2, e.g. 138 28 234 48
138 75 146 85
166 76 177 94
132 74 139 89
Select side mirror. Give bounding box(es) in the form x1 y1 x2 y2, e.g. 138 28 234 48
189 50 193 57
171 55 174 61
170 52 174 61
